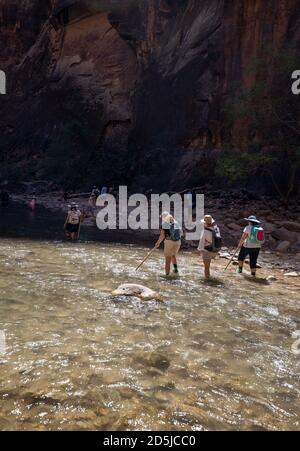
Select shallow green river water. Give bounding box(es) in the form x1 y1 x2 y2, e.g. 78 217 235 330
0 205 299 430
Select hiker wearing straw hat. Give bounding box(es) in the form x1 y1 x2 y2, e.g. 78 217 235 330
237 215 265 277
155 211 182 276
198 215 222 279
64 202 82 241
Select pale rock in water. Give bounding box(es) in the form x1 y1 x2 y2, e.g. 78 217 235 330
112 284 162 301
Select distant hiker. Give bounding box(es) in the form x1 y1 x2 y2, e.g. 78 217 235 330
155 211 182 276
89 186 100 207
64 202 82 241
63 190 69 202
29 194 37 211
198 215 222 279
237 215 265 277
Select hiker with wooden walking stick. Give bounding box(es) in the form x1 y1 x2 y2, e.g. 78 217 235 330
224 215 265 277
135 211 183 275
155 211 182 276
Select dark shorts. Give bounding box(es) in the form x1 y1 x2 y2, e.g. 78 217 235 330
66 223 79 233
238 247 260 269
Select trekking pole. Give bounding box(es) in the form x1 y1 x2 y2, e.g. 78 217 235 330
135 247 157 271
224 246 240 271
77 220 82 241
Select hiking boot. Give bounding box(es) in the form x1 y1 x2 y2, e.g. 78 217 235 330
173 264 179 274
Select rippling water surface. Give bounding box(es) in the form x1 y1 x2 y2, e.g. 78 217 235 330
0 208 300 431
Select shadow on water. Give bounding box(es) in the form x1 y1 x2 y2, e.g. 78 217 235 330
0 203 65 240
0 202 151 245
200 277 226 287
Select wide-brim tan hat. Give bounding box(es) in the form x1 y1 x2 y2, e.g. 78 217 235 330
161 211 173 222
201 215 215 225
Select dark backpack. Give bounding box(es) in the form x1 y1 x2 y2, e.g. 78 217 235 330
204 226 222 252
168 221 181 241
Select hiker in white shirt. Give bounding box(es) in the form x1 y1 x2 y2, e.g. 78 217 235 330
237 215 265 277
198 215 222 279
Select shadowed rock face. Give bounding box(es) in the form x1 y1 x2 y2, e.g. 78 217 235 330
0 0 299 191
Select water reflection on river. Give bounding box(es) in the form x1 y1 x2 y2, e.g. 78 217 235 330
0 207 299 430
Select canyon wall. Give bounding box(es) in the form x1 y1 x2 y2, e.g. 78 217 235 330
0 0 299 192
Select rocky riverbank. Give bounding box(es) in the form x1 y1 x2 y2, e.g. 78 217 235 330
9 187 300 276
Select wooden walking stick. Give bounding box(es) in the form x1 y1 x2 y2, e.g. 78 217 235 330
224 246 240 271
76 218 82 241
135 247 157 271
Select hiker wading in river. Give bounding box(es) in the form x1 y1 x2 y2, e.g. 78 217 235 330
64 202 82 241
155 211 182 276
198 215 222 279
237 215 265 277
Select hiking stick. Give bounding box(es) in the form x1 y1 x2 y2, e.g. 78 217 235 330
224 246 240 271
135 247 157 271
77 220 82 241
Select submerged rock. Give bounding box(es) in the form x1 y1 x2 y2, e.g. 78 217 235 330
134 351 171 371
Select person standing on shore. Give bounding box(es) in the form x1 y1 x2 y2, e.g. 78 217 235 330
155 211 182 276
237 215 264 277
198 215 222 279
89 186 100 207
64 202 82 241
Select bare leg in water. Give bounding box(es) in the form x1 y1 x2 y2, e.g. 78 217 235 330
203 259 211 279
165 256 172 275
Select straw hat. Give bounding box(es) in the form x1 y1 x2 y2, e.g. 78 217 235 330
161 211 174 223
201 215 215 226
244 215 261 224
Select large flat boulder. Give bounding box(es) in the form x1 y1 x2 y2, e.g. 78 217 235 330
277 221 300 233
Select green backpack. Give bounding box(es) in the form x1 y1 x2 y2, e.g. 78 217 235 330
248 225 265 245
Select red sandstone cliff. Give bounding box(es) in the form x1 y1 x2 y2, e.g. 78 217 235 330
0 0 299 192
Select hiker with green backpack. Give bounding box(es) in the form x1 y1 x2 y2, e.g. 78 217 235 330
155 211 182 276
237 215 265 277
198 215 222 279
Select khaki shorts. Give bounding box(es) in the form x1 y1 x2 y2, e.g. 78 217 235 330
202 250 218 261
164 239 181 257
